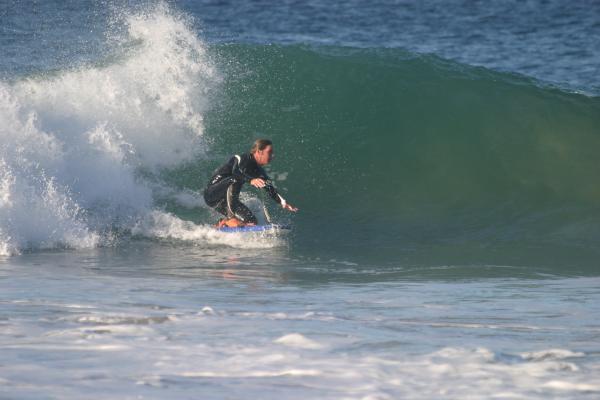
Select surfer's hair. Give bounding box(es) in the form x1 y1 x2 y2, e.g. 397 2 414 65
251 139 272 153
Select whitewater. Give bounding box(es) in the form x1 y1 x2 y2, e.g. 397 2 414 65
0 5 271 255
1 1 600 399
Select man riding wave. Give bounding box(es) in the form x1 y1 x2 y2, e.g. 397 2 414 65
203 139 298 227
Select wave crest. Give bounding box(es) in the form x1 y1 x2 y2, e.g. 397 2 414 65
0 4 219 254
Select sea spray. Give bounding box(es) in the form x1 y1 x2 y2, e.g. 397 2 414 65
0 87 100 254
14 3 215 167
0 4 218 254
131 210 284 249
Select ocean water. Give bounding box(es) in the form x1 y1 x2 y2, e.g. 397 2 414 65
1 1 600 398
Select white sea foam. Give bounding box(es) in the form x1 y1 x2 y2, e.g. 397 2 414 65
200 306 215 315
172 189 206 208
131 210 282 249
2 273 600 399
520 349 585 361
274 333 324 349
0 4 269 254
543 380 600 391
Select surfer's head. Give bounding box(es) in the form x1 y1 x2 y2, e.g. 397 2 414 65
251 139 274 165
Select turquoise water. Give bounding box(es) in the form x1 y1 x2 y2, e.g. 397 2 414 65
1 1 600 398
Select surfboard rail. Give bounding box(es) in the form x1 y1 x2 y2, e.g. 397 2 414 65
216 224 291 233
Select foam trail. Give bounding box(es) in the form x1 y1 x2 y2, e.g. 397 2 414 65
0 3 220 254
132 211 285 249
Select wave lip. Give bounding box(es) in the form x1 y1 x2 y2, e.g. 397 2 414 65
0 4 216 255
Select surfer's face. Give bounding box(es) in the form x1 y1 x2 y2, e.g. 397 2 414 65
254 145 274 165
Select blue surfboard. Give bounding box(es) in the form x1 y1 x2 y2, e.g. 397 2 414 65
216 224 291 233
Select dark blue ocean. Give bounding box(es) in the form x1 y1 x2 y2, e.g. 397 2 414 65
1 1 600 398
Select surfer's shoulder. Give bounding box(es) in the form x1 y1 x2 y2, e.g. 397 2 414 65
240 152 254 162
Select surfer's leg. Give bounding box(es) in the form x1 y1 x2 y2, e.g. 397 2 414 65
205 179 256 224
212 199 230 217
212 200 256 226
205 178 241 224
230 200 258 225
211 200 235 227
205 180 236 227
203 178 234 207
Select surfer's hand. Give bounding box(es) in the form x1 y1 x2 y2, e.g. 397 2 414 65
283 203 298 212
250 178 266 188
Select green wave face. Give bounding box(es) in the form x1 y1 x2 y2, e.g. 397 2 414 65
191 44 600 267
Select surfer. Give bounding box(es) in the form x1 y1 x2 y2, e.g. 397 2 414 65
203 139 298 227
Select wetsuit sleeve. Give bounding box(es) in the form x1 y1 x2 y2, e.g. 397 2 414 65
258 166 286 205
263 182 286 205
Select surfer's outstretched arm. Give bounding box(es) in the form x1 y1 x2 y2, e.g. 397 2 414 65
249 177 297 211
262 180 298 212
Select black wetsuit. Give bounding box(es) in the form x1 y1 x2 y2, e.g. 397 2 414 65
203 153 285 224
